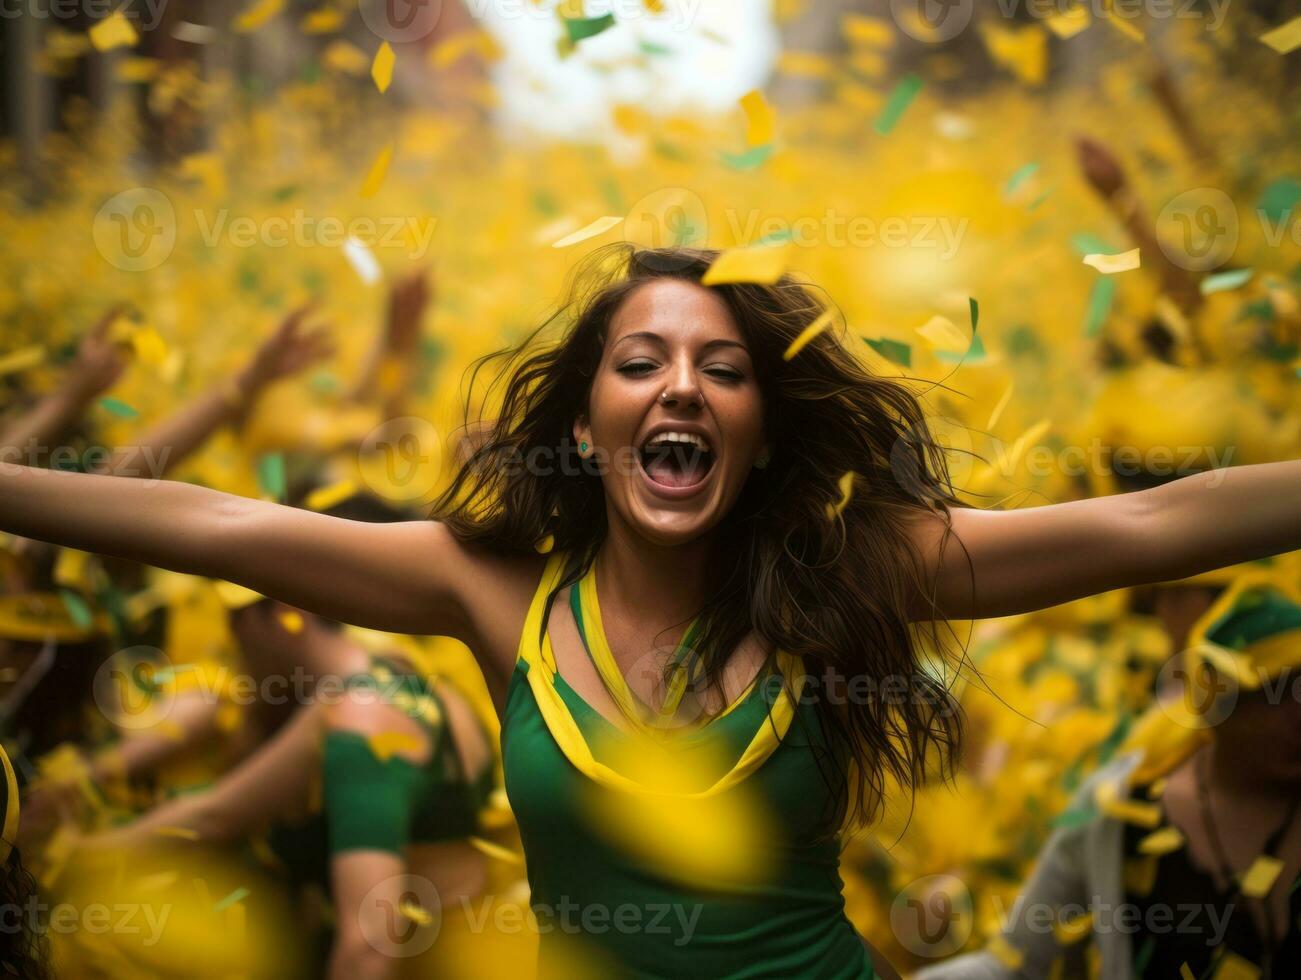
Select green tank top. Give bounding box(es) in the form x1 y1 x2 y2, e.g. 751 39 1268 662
501 552 876 979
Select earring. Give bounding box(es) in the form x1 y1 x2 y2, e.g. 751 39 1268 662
580 441 588 454
754 447 771 470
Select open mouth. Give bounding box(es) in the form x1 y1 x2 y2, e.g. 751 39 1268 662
638 433 716 490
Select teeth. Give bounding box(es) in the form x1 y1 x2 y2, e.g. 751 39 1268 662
644 432 710 452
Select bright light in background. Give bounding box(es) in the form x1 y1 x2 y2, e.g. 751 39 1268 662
475 0 779 140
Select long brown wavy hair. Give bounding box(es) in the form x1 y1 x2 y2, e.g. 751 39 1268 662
432 244 971 835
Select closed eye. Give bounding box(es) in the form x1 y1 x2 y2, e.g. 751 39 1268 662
617 361 657 376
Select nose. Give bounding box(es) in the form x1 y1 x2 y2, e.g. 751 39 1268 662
659 359 705 411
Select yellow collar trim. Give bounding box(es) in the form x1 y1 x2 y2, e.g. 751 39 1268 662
519 552 806 798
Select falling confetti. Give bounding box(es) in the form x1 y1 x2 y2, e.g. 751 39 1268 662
371 42 396 94
551 216 624 248
873 73 923 136
1083 248 1141 273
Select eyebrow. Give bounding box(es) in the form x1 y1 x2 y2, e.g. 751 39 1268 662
612 331 750 354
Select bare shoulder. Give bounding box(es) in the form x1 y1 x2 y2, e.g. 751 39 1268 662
419 522 548 688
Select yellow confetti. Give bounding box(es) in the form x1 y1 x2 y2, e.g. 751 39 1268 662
114 58 161 83
468 836 526 865
1052 910 1093 945
1154 295 1191 343
430 30 503 69
88 12 137 52
916 315 969 352
213 580 264 610
1260 16 1301 53
701 245 789 285
551 215 624 249
305 479 358 511
1103 2 1145 43
1045 6 1091 40
154 826 201 841
279 610 304 634
1179 964 1196 980
360 142 394 199
994 419 1052 474
740 90 775 148
1123 854 1157 895
300 6 343 34
131 325 169 366
1095 779 1162 827
322 41 369 75
1239 855 1284 898
136 871 180 891
1083 248 1140 274
643 0 664 12
367 731 423 763
233 0 284 34
979 22 1048 87
0 345 46 377
399 899 434 926
1213 953 1261 980
986 935 1024 970
987 382 1014 431
783 308 837 360
372 42 396 94
825 470 854 519
776 51 836 79
1137 825 1184 856
842 14 894 48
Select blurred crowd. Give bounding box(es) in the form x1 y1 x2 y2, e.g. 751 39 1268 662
1 0 1300 977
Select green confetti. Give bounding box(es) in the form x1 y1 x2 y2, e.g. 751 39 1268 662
721 144 774 171
1071 232 1114 257
98 397 139 419
257 453 286 502
212 887 250 912
272 184 300 202
754 228 794 247
935 331 987 365
1200 267 1254 295
969 296 979 333
1027 189 1053 211
1257 177 1301 224
600 175 624 212
532 189 558 217
652 140 687 162
59 589 94 630
873 73 923 136
1003 162 1040 198
565 13 615 43
863 337 911 367
309 371 339 395
1051 806 1097 830
638 40 672 57
1133 936 1156 978
1083 276 1116 337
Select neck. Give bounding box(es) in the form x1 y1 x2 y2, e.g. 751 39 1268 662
596 519 715 635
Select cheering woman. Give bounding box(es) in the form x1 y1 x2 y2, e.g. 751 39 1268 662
1 246 1298 978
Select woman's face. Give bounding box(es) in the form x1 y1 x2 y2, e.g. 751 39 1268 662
575 278 768 547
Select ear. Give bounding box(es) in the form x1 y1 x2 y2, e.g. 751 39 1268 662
573 415 592 456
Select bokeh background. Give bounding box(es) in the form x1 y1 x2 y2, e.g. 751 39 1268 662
2 0 1300 976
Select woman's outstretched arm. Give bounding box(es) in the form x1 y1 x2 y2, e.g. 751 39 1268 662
0 462 475 638
908 460 1301 622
